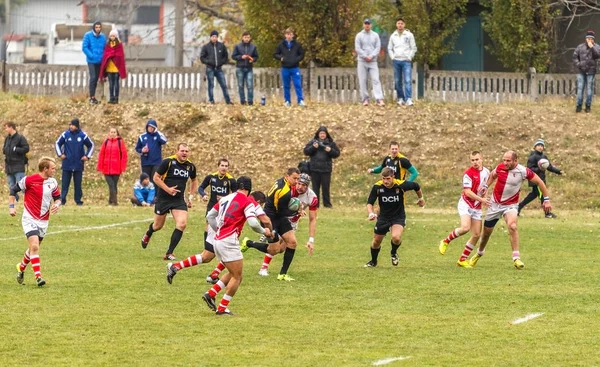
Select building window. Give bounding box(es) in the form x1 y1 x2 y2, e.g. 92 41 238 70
136 6 160 25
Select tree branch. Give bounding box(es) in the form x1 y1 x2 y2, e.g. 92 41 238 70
185 0 244 26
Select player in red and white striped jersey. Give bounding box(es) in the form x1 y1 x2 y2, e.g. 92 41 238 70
9 157 61 287
438 151 490 267
469 151 551 270
201 176 273 315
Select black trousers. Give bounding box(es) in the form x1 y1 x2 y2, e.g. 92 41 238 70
142 165 160 185
518 184 542 213
311 171 332 208
104 174 120 205
108 72 120 101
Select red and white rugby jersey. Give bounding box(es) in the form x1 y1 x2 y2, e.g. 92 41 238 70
289 188 319 224
248 196 266 218
18 174 60 221
213 192 256 240
461 166 490 209
492 163 534 205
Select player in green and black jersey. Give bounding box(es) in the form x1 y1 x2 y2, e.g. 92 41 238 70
246 167 301 281
365 167 424 268
140 143 198 260
367 141 419 181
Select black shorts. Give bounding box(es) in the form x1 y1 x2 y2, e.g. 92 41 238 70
374 216 406 235
268 213 293 237
155 198 188 216
204 239 214 253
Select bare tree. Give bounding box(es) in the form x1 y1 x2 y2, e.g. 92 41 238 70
185 0 244 26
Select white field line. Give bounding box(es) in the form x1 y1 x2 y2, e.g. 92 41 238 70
0 219 151 242
373 356 411 366
509 313 544 325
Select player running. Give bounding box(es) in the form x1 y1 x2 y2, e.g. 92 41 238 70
468 151 551 269
365 167 424 267
367 141 419 181
200 176 273 315
165 191 270 285
243 173 318 276
140 143 198 260
438 151 491 267
9 157 61 287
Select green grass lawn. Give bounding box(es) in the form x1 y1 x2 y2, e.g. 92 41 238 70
0 205 598 366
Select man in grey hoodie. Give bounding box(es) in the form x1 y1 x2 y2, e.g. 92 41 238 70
387 17 417 106
355 19 384 106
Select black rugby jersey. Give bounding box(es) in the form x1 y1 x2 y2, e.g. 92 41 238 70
156 155 197 199
380 153 413 180
199 172 237 209
367 179 420 219
264 177 295 217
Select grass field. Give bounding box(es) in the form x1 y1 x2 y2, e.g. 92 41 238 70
0 204 598 366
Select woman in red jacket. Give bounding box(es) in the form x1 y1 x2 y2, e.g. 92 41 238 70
97 127 128 205
99 29 127 104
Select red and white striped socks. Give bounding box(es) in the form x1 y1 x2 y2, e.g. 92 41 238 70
208 280 225 298
19 250 31 271
459 242 474 261
210 262 226 279
444 229 461 244
512 251 520 261
261 254 274 269
30 254 41 279
217 294 232 313
174 254 202 270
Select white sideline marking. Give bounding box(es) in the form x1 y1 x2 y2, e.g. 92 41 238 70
373 356 411 365
0 219 151 241
510 313 544 325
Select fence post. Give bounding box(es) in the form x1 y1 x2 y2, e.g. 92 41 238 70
528 67 538 101
1 61 6 92
412 62 418 101
198 65 207 103
309 60 316 102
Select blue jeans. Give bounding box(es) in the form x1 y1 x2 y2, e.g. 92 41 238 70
281 67 303 103
206 68 231 104
393 60 412 101
108 72 120 101
7 171 25 201
576 72 595 107
88 63 101 98
235 67 254 104
61 170 83 205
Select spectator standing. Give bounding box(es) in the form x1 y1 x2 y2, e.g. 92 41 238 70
131 172 156 207
54 118 94 206
96 127 128 206
200 30 232 104
99 30 127 104
135 119 167 185
303 126 340 208
573 30 600 113
82 21 107 105
274 28 306 107
387 17 417 106
355 19 384 106
232 31 259 105
3 122 30 201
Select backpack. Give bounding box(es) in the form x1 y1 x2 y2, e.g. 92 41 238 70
298 160 310 174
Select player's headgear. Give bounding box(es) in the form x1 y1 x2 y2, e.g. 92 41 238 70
236 176 252 192
298 173 311 185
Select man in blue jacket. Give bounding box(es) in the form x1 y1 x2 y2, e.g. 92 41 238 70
232 31 259 105
131 172 156 206
135 119 168 185
82 21 107 105
55 119 95 205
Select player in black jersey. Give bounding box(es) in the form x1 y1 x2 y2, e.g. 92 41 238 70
140 143 198 260
198 158 237 247
365 167 424 267
245 167 301 281
367 141 419 181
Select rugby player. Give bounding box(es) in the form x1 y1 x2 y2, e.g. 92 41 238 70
367 141 418 181
365 167 424 267
140 143 198 260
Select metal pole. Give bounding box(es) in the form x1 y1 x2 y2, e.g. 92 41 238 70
174 0 184 67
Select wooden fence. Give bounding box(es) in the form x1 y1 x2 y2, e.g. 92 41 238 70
0 62 595 104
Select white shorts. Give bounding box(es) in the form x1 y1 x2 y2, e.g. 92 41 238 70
484 201 519 223
457 197 483 221
213 235 243 263
22 213 49 238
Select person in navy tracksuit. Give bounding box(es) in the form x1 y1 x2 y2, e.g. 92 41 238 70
135 119 168 185
55 118 95 205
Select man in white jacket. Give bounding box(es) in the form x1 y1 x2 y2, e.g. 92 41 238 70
355 19 384 106
388 17 417 106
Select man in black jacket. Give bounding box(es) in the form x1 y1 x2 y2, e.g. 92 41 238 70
303 126 340 208
573 30 600 113
200 30 232 104
274 28 306 107
518 139 563 218
3 122 30 201
232 31 259 105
